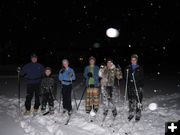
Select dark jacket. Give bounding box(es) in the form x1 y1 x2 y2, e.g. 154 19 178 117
40 76 56 97
84 65 100 87
124 65 144 88
21 62 44 84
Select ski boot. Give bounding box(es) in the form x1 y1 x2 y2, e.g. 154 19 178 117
135 112 141 122
128 112 134 121
112 109 117 117
103 110 108 116
24 110 31 115
49 106 54 115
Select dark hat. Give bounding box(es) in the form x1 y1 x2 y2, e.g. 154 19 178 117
89 56 96 61
131 54 138 59
31 53 38 58
107 58 113 63
45 67 52 71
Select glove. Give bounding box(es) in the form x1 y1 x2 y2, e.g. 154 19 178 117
60 68 65 74
87 72 93 77
68 72 73 78
17 67 21 73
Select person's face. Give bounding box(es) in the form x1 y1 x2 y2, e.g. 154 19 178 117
45 70 51 76
89 59 95 65
31 57 37 63
107 61 113 68
63 61 69 68
131 58 138 65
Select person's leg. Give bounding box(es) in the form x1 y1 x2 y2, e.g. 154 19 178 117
62 85 67 111
135 88 143 121
66 85 72 112
25 84 34 111
101 87 109 115
34 84 41 110
48 92 54 114
41 93 48 111
128 86 136 120
85 88 92 113
108 86 117 117
92 88 99 113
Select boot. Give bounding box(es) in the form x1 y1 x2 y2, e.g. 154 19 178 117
24 110 31 115
112 108 117 117
103 110 108 116
128 112 134 121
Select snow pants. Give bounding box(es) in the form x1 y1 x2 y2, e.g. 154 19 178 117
62 84 72 112
101 86 116 113
85 87 99 113
41 92 54 111
25 83 40 111
128 84 143 117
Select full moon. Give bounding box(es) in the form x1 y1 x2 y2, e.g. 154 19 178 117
106 28 119 38
148 103 158 111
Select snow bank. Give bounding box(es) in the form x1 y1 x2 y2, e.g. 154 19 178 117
0 93 180 135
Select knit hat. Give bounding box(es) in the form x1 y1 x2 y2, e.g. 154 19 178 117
45 67 52 71
31 53 38 58
89 56 96 61
107 58 113 63
131 54 138 59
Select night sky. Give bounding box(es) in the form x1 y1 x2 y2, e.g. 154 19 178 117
0 0 179 69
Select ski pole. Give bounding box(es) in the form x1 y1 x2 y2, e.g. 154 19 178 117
77 86 86 110
132 73 141 108
70 77 78 110
17 67 21 116
124 69 129 103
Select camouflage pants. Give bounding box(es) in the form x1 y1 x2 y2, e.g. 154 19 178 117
85 87 99 113
101 86 116 111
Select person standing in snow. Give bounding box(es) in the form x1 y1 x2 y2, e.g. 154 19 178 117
99 59 123 117
40 67 56 114
21 54 44 115
84 56 100 113
125 54 144 121
59 59 76 115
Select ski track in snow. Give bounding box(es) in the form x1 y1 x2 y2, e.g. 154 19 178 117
0 93 180 135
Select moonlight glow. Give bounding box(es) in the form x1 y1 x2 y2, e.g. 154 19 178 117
106 28 119 38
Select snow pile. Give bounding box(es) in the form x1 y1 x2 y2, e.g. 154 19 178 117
0 93 180 135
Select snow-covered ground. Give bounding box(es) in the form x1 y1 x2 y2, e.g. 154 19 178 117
0 75 180 135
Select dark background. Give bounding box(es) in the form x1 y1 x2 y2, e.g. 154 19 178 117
0 0 179 73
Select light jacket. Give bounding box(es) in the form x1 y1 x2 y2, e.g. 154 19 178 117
59 67 76 85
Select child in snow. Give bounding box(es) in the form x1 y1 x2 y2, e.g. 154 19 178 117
125 54 144 121
41 67 56 114
59 59 76 115
84 56 100 113
99 59 123 117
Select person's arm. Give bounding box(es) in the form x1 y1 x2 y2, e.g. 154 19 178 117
139 67 144 87
116 67 123 80
20 65 27 77
40 64 45 78
58 71 63 81
71 69 76 81
83 66 88 79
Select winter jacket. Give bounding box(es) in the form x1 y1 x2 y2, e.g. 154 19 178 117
124 65 144 88
21 62 44 84
59 67 76 85
99 64 123 87
40 76 56 97
84 65 100 87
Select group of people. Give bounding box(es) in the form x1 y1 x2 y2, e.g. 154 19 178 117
20 53 144 121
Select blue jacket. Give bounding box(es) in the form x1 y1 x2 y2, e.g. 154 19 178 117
84 65 100 87
21 62 44 84
59 67 76 85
